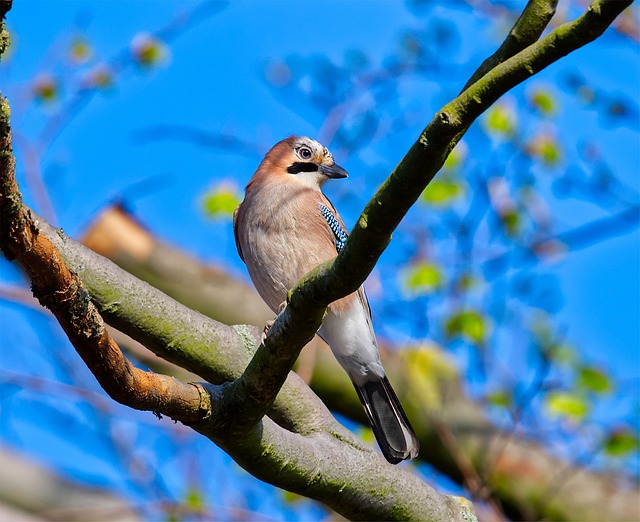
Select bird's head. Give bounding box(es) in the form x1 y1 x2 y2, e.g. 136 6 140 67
256 136 348 190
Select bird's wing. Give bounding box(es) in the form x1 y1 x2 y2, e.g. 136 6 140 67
232 205 245 263
319 195 349 254
320 195 377 345
357 286 377 347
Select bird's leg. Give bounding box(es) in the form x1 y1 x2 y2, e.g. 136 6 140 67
262 301 287 342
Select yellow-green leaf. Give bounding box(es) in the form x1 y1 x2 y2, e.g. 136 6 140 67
184 488 204 511
201 186 240 218
403 261 443 295
131 33 168 67
526 134 562 166
500 208 520 236
548 343 577 366
485 389 513 409
33 73 57 102
422 179 463 207
70 36 92 64
546 391 589 421
445 310 489 345
604 429 639 457
529 87 557 116
483 103 516 137
578 366 612 394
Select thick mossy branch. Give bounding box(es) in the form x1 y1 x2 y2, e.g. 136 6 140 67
33 216 474 521
230 0 631 428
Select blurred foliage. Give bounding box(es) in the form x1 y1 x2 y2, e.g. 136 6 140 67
402 261 444 295
526 132 562 167
577 366 612 395
401 345 459 411
483 102 517 137
33 73 58 103
131 33 169 67
485 388 514 409
604 428 640 457
545 391 589 422
69 36 93 65
445 310 489 346
201 183 241 219
528 86 558 117
421 177 465 207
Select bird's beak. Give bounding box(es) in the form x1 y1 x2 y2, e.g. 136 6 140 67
319 163 349 179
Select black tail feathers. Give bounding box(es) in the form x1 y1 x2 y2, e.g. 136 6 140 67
354 376 420 464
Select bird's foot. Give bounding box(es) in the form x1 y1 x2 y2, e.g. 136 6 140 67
262 319 274 342
262 302 287 342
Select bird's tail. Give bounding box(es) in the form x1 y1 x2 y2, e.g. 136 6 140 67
354 376 420 464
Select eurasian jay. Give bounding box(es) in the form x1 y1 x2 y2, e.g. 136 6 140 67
233 136 419 464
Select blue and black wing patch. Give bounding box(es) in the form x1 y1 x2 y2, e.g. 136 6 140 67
319 204 348 253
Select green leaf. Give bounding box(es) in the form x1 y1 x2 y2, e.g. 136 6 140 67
604 429 640 457
548 342 577 367
529 87 557 116
131 33 168 67
86 63 114 89
184 488 204 511
526 134 562 166
578 366 612 394
483 103 516 137
201 186 240 218
403 262 443 295
485 389 513 409
500 209 520 236
456 273 481 292
421 179 463 207
445 310 489 345
33 73 58 103
70 36 92 65
545 391 589 421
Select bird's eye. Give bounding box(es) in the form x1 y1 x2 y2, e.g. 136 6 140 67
298 147 312 160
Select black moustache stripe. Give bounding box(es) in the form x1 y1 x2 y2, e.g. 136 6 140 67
287 162 318 174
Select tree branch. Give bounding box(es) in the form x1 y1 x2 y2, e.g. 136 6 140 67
461 0 558 92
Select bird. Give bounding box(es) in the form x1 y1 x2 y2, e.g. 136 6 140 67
233 136 419 464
